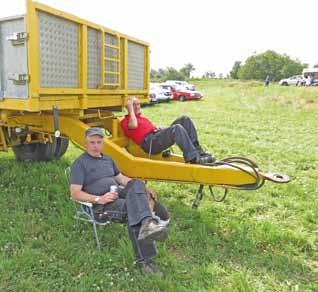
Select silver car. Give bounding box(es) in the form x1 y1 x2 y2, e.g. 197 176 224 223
279 75 303 86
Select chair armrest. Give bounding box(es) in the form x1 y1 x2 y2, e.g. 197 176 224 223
71 199 93 208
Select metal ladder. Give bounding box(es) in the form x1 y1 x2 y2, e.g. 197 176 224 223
101 32 120 88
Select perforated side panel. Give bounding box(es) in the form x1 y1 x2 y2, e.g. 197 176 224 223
105 33 118 46
128 41 144 90
38 11 78 88
87 28 101 89
0 17 28 98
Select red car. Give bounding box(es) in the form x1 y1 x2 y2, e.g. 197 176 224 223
161 84 203 101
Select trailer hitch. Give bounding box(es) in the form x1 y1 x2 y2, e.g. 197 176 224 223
191 156 290 209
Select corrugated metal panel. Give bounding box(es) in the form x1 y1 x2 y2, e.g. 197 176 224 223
128 41 144 90
87 28 101 89
0 16 28 98
38 11 79 88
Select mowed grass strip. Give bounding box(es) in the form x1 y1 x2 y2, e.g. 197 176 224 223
0 80 317 291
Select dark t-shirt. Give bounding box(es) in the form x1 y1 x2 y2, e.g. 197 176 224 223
70 152 120 196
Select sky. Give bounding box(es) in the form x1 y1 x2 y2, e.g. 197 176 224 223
1 0 317 77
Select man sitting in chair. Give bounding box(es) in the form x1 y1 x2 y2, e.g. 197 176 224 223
121 97 215 164
70 127 169 276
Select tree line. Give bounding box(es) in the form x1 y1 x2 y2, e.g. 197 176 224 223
229 50 308 81
151 63 195 82
151 50 315 82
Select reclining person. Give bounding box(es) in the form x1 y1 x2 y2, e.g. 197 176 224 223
121 97 215 164
70 127 169 276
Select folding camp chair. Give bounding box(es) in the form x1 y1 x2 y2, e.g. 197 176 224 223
65 166 110 250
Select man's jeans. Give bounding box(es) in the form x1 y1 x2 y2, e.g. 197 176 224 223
141 115 200 162
93 179 157 262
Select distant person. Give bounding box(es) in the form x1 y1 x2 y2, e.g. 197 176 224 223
306 75 312 86
264 75 271 86
121 97 215 164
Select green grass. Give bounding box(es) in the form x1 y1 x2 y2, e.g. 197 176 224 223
1 80 317 291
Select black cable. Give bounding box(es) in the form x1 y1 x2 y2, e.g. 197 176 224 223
203 156 265 191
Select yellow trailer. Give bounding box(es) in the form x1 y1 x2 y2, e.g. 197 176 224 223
0 1 289 208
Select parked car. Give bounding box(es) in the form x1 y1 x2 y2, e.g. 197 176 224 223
160 84 178 93
150 83 172 102
164 80 196 91
147 92 158 105
300 68 318 86
161 84 203 101
279 75 303 86
173 86 203 101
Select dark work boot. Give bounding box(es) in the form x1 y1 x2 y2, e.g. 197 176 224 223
200 153 215 163
190 153 215 164
138 259 163 277
138 218 168 242
195 145 215 162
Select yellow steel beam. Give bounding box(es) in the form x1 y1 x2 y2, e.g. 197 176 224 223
144 46 150 91
0 95 149 111
6 114 258 187
0 127 8 151
26 0 40 98
122 39 128 90
105 57 120 63
37 89 148 95
104 44 120 50
100 28 105 88
79 24 88 91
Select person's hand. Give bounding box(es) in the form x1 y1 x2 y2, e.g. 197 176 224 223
98 192 118 204
125 98 134 110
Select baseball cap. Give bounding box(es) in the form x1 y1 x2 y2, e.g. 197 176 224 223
85 127 105 138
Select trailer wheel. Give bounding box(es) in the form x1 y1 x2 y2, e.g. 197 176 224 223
54 137 69 159
12 136 69 162
13 143 47 162
179 95 185 102
38 138 58 161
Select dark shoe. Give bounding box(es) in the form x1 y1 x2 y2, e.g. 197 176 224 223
138 260 163 277
138 219 168 242
162 149 171 158
198 155 214 164
195 145 215 162
200 153 216 163
190 154 215 164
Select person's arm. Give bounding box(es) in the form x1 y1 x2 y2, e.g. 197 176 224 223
114 173 132 187
115 173 153 196
70 184 118 205
125 98 138 129
70 160 117 204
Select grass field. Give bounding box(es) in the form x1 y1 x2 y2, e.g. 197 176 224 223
1 80 317 291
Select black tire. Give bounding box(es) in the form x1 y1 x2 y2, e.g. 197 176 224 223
12 136 69 162
179 95 185 102
282 82 288 86
13 143 45 162
54 137 69 159
38 138 58 161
